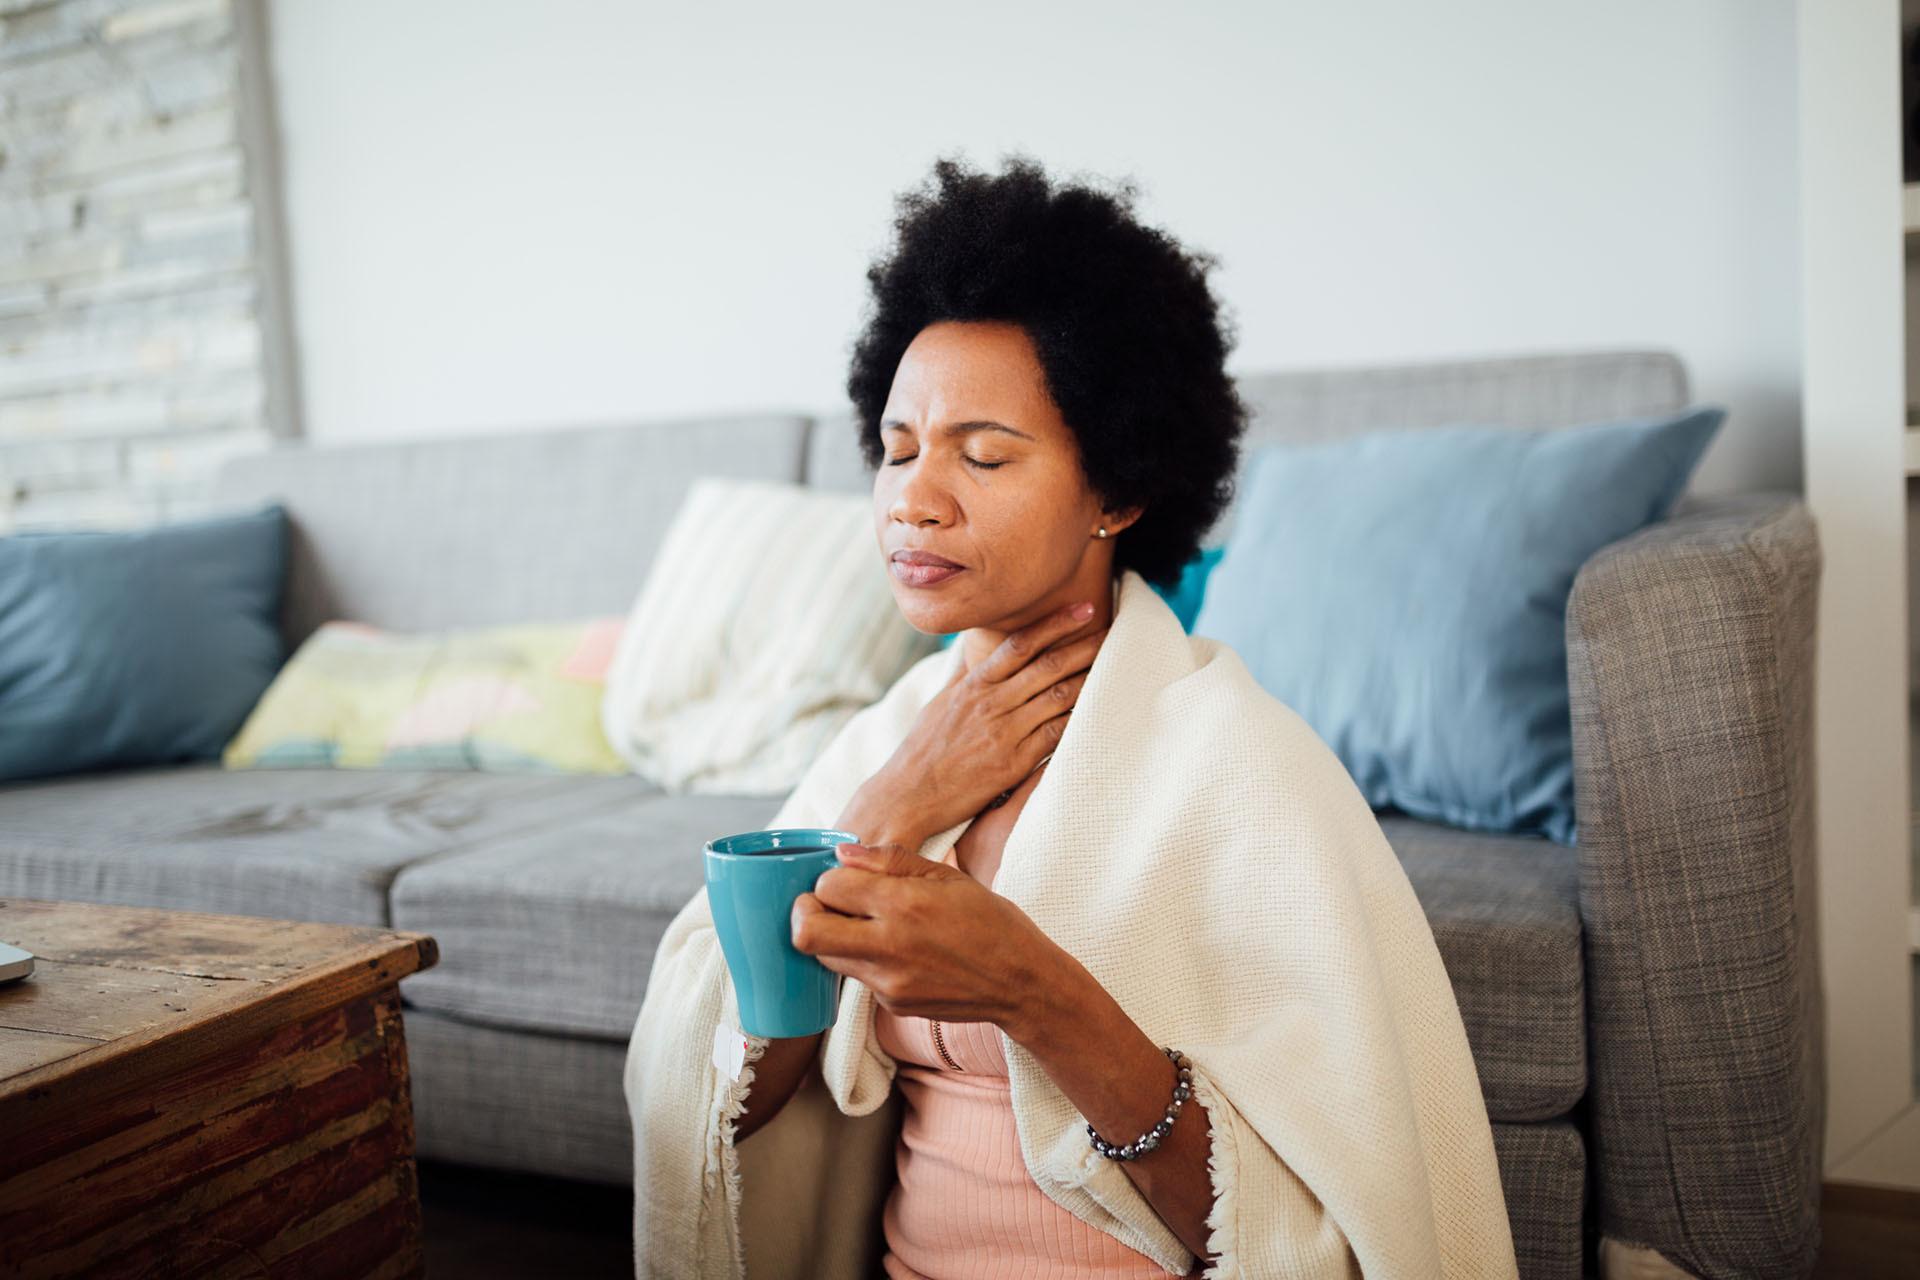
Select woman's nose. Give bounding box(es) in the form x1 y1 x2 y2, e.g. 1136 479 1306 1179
888 459 956 527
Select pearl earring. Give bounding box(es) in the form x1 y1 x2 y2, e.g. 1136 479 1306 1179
1096 527 1108 538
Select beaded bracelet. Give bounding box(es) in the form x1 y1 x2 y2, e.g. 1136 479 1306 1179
1087 1047 1192 1160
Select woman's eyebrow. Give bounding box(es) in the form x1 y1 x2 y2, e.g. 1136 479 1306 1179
879 419 1036 442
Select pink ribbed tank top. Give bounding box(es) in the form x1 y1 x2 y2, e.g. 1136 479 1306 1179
870 848 1167 1280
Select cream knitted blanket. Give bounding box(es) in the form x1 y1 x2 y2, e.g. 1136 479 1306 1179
624 568 1519 1278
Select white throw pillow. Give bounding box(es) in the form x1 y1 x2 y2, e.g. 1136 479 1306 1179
601 476 941 794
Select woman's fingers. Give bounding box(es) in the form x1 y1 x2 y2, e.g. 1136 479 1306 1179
790 890 885 960
816 952 887 992
970 601 1100 685
999 627 1106 708
809 863 905 918
1020 710 1072 758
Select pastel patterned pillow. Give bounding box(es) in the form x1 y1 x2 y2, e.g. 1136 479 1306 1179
222 618 628 773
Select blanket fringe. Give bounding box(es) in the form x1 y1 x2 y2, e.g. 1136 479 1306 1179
709 1031 772 1278
1188 1062 1241 1279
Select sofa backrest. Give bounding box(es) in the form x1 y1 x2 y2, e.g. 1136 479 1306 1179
214 348 1690 651
804 347 1690 541
213 413 810 649
1222 348 1689 539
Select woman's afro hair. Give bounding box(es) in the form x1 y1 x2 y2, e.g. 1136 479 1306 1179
845 151 1250 592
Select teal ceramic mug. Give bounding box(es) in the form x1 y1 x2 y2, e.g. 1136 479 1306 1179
705 827 862 1038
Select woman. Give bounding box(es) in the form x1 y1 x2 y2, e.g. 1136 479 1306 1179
625 153 1517 1279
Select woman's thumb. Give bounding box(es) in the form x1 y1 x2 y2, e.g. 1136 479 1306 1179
837 842 938 875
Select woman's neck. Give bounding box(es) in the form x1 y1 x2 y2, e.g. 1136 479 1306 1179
957 573 1118 675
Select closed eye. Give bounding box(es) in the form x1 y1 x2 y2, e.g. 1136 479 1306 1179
885 455 1006 470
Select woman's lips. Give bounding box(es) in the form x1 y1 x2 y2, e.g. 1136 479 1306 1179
890 560 966 587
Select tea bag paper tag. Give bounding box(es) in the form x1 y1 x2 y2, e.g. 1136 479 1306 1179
713 1022 748 1082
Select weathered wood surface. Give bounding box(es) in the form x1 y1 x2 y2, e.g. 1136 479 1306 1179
0 898 439 1279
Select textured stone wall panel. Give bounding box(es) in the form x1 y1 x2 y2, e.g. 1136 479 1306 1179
0 0 286 533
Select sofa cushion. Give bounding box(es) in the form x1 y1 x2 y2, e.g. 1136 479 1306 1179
389 790 779 1039
393 792 1584 1123
0 763 656 926
600 477 940 794
0 503 289 784
1379 815 1585 1121
222 617 629 773
1195 409 1724 844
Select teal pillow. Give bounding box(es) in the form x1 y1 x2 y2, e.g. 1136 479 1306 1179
0 504 290 783
1157 545 1226 631
1192 407 1725 845
935 546 1226 648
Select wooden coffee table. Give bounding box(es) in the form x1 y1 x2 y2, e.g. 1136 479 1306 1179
0 897 439 1279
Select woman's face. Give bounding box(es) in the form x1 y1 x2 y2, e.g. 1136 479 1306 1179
874 320 1140 639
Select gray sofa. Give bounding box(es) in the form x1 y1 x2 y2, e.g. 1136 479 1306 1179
0 349 1822 1280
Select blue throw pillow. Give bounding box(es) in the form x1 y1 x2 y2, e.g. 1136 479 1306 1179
935 546 1226 648
0 504 290 783
1191 407 1725 845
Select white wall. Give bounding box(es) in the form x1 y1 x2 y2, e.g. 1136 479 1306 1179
1799 0 1919 1187
265 0 1802 497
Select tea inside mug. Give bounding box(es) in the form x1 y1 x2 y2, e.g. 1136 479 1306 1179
707 829 859 858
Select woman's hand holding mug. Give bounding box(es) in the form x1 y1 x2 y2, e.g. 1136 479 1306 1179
786 599 1110 1034
791 840 1057 1031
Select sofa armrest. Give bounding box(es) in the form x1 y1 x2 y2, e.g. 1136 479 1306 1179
1566 492 1823 1278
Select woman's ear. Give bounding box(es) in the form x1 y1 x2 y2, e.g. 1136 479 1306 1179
1102 504 1146 536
